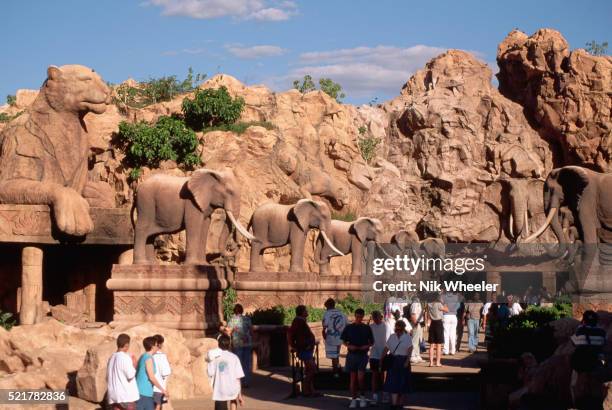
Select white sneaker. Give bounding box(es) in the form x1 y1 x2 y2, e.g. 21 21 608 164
349 399 358 408
359 396 368 408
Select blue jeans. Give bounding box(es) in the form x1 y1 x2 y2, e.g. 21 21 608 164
467 318 479 352
136 396 155 410
233 346 252 385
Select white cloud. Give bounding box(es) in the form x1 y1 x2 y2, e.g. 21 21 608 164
226 44 287 59
162 47 208 56
146 0 297 21
277 45 446 99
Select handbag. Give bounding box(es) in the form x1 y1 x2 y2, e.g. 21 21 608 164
382 338 401 371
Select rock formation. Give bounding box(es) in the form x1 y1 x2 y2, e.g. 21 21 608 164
0 29 608 275
380 49 553 242
497 29 612 171
509 312 612 408
0 319 217 405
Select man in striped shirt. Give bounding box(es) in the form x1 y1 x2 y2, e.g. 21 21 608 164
571 310 606 368
570 310 606 406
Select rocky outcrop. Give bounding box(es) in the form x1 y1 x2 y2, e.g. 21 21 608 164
497 29 612 171
0 319 217 406
508 313 612 408
0 319 114 393
380 50 553 241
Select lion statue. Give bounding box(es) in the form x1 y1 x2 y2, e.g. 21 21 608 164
0 65 112 236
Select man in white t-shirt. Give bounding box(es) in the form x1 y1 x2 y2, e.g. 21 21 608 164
107 333 139 410
368 311 388 404
152 334 172 409
322 298 347 377
207 334 244 410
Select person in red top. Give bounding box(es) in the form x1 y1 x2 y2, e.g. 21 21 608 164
287 305 319 397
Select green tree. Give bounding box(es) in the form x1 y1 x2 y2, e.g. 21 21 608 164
293 75 346 102
6 95 16 106
318 78 346 102
112 67 206 113
181 86 245 130
585 40 608 56
292 74 316 93
116 116 201 179
357 125 381 163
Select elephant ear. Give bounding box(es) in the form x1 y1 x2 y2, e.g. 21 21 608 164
292 199 318 231
351 217 372 243
187 169 222 211
557 166 591 208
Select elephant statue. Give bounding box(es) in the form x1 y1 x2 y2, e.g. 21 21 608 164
483 177 548 243
390 230 446 278
504 178 545 242
249 199 344 272
390 230 446 258
522 166 612 266
314 217 386 275
132 168 256 265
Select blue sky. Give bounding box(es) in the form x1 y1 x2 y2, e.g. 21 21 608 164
2 0 611 104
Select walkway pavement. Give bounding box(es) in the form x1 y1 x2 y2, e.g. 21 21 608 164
173 348 484 409
174 329 487 409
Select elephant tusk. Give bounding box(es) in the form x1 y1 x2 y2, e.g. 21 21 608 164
509 213 515 238
375 242 393 259
226 211 258 242
523 209 530 237
522 207 557 243
321 231 344 256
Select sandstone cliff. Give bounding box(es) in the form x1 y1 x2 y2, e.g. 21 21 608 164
0 29 609 273
497 29 612 171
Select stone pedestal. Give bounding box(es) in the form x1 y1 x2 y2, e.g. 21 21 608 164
107 264 229 337
233 272 364 310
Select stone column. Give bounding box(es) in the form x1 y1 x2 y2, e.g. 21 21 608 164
84 284 96 322
20 246 43 325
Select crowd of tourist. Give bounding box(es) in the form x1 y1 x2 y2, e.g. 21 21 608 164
103 294 606 410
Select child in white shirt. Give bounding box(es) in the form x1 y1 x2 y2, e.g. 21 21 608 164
207 334 244 410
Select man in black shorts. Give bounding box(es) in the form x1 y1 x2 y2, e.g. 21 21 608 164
341 308 374 408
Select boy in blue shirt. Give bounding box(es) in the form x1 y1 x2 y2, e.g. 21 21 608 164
136 336 168 410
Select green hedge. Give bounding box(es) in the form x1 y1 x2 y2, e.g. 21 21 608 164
182 86 244 130
247 294 384 326
490 302 572 360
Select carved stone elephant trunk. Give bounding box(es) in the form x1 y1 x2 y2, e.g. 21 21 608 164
315 217 385 275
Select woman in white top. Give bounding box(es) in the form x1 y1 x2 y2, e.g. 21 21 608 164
382 320 413 409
